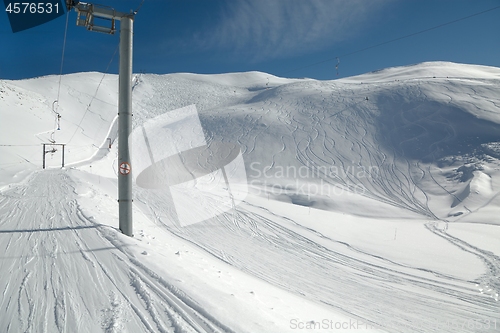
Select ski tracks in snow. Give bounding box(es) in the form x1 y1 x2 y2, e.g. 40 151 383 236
0 170 232 333
426 221 500 304
166 206 498 333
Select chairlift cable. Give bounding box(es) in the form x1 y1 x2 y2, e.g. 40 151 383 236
56 10 70 109
133 0 145 14
67 43 120 145
277 4 500 78
51 9 70 142
339 4 500 60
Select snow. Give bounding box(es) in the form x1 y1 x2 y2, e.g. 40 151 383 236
1 61 500 332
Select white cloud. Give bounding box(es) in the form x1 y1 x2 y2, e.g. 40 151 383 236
200 0 391 61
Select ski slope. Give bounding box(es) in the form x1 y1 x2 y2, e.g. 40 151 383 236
1 62 499 332
0 170 241 332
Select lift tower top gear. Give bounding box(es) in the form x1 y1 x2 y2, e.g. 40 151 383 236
66 0 135 237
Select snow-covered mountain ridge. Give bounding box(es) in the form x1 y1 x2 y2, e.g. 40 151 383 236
126 61 500 221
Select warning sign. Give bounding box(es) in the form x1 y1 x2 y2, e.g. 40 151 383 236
119 162 131 175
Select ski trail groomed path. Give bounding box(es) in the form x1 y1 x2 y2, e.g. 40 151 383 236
0 170 232 333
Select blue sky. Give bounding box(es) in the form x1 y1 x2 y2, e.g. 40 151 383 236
1 0 500 80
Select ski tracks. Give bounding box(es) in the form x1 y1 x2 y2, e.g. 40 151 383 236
0 170 232 333
139 191 499 333
426 222 500 304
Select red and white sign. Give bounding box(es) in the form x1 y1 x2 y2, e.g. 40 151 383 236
119 162 131 175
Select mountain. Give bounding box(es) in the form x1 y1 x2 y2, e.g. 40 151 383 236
0 62 499 332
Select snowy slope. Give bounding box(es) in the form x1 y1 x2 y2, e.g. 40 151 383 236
1 62 500 332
